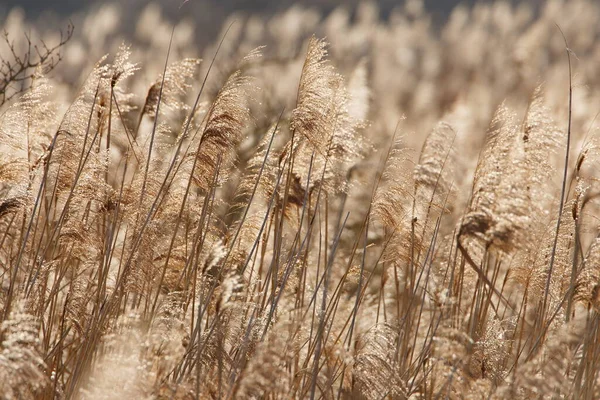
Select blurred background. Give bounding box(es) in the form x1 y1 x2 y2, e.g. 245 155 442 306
2 0 498 19
0 1 540 49
0 0 596 162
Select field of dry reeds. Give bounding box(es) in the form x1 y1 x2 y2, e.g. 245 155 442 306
2 0 600 398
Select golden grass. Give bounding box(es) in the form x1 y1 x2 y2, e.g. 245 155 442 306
2 1 600 398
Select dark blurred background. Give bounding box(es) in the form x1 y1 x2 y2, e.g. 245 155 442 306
0 0 542 58
1 0 543 44
2 0 541 29
1 0 510 55
1 1 481 18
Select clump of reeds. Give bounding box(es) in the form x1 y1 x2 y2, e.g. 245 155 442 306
2 1 600 398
